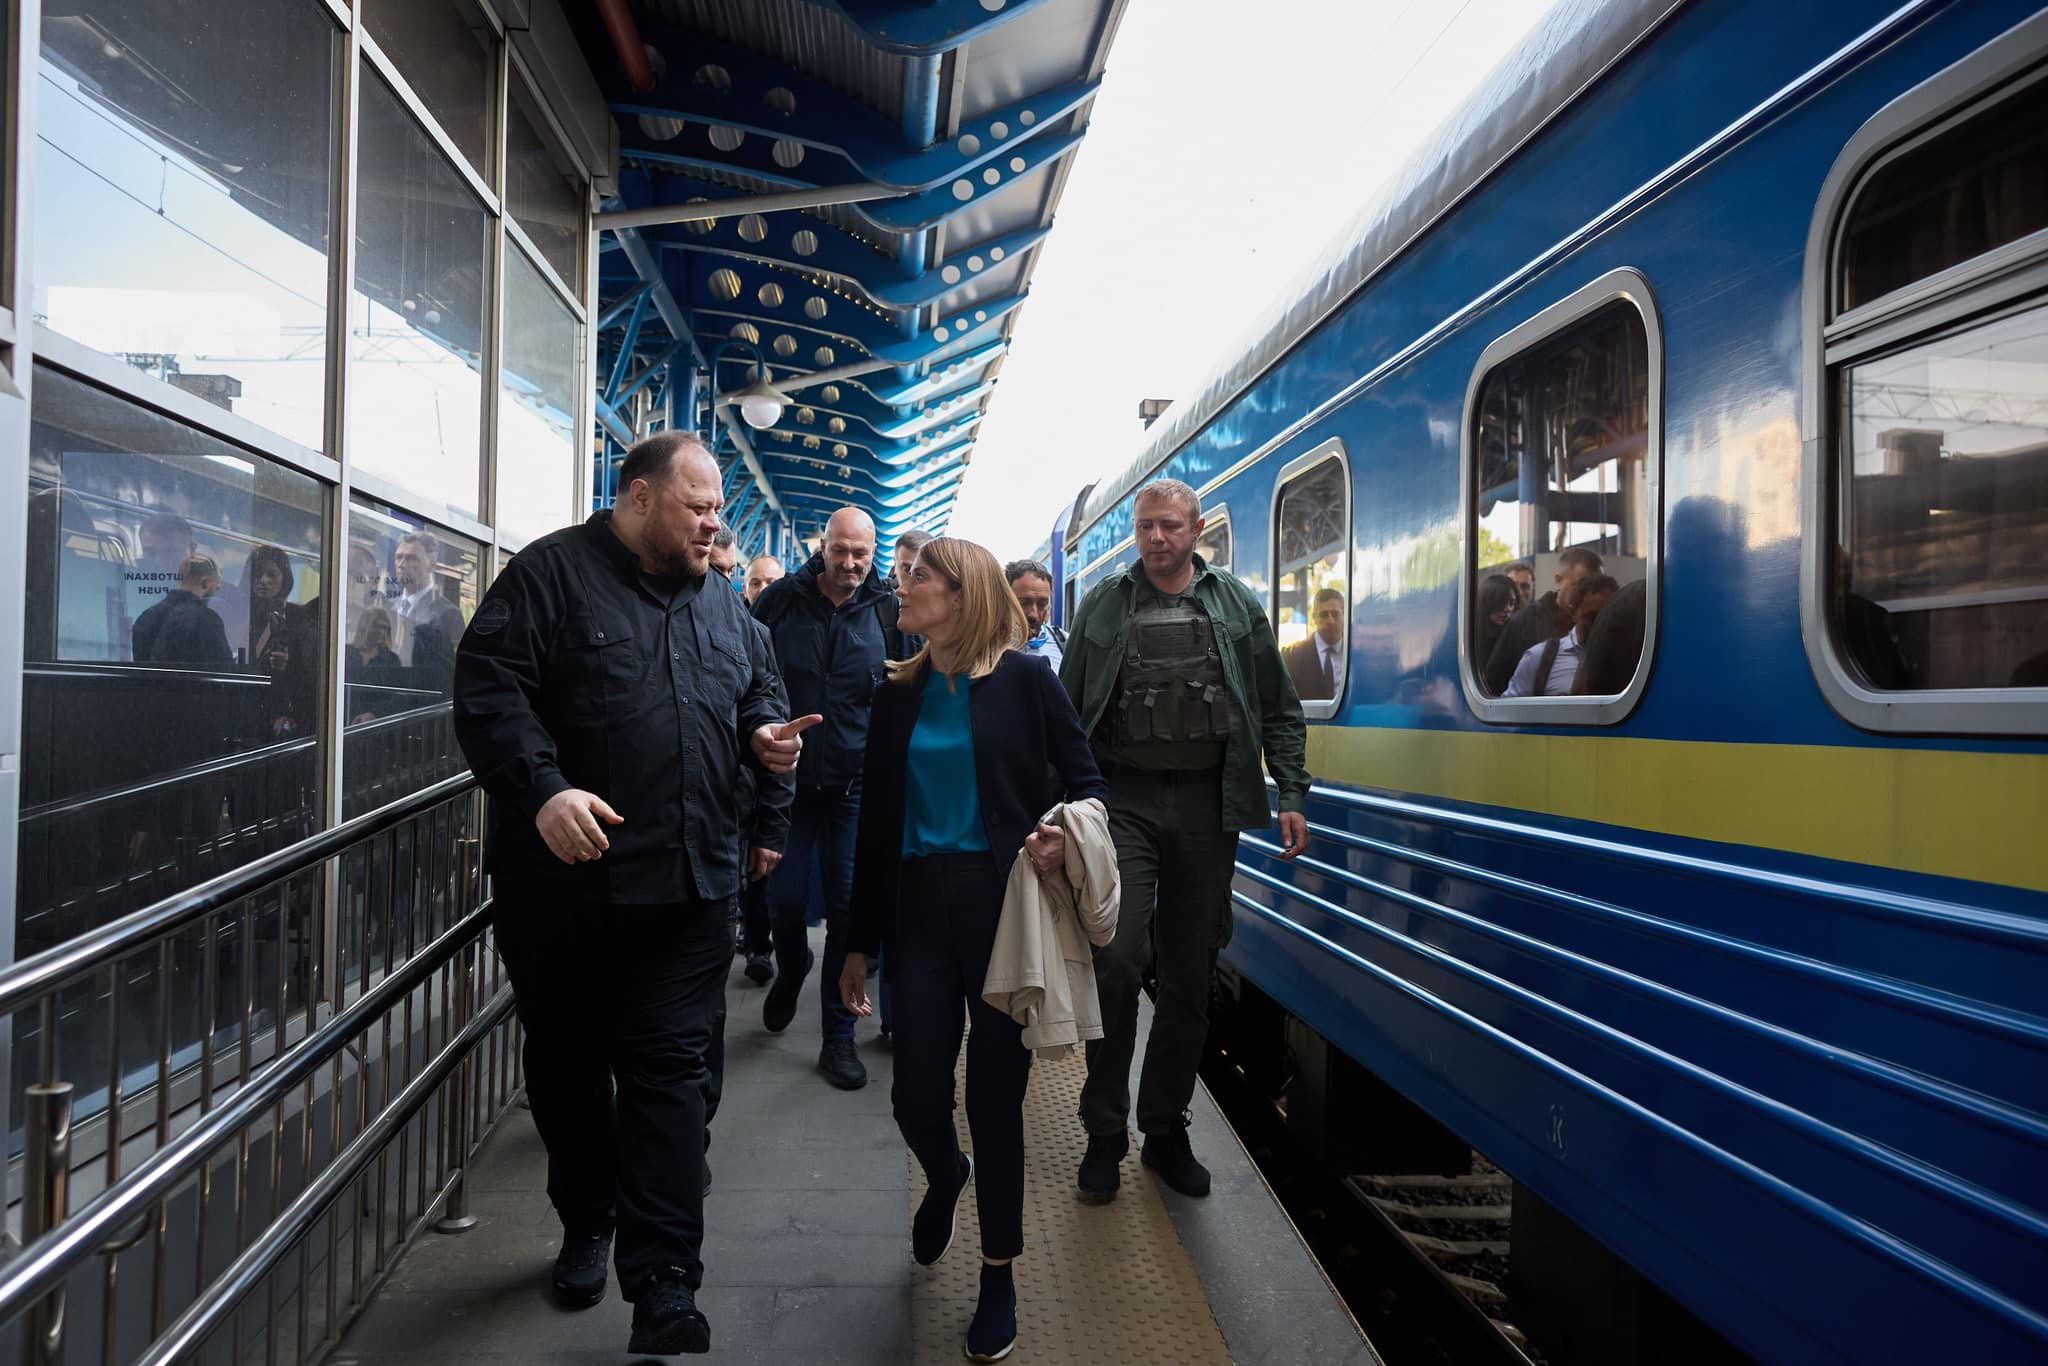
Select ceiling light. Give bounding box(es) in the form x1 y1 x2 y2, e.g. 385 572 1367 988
734 378 787 429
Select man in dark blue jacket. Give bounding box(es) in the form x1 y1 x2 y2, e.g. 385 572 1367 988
751 506 897 1090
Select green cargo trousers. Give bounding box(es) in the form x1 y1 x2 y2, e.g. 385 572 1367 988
1079 765 1241 1138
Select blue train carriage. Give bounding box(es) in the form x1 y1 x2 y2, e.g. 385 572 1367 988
1060 0 2048 1361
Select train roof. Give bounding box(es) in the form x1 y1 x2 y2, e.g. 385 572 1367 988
1070 0 1683 542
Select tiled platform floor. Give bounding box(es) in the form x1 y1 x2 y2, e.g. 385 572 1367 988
329 934 1373 1364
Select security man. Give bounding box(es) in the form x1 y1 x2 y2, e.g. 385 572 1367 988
1059 477 1309 1203
453 432 817 1357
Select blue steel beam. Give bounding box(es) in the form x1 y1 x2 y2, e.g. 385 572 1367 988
609 32 1097 193
656 209 1048 316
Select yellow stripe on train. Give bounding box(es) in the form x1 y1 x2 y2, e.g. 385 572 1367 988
1303 728 2048 895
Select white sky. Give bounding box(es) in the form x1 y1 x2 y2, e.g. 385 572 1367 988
945 0 1564 555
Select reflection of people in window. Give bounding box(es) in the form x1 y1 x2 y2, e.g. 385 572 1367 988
1482 546 1603 695
347 605 404 723
1504 574 1618 697
1506 562 1534 608
132 555 233 667
1472 573 1520 681
1284 587 1348 702
390 531 464 687
1577 577 1647 696
244 545 297 672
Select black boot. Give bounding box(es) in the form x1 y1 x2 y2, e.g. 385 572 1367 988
550 1225 611 1309
1076 1130 1126 1204
818 1037 868 1090
1141 1121 1211 1197
627 1273 711 1355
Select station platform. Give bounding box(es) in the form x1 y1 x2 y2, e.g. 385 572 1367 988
326 935 1374 1365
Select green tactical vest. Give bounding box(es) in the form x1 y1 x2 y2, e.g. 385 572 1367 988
1113 593 1232 745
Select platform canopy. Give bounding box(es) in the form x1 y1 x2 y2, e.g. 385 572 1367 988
569 0 1127 564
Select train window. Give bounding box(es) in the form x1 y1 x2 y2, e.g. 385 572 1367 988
1836 72 2048 313
1462 269 1661 724
1806 39 2048 734
1271 444 1349 719
19 365 330 959
341 496 485 819
1196 505 1232 572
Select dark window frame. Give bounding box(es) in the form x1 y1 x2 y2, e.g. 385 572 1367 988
1458 267 1664 726
1196 502 1232 574
1800 12 2048 736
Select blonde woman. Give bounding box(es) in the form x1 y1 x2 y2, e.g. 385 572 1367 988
840 537 1104 1362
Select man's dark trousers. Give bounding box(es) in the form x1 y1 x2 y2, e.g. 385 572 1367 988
766 781 860 1041
494 890 729 1295
1078 767 1240 1137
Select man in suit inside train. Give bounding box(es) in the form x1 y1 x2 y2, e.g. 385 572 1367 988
1481 545 1604 695
1283 587 1348 702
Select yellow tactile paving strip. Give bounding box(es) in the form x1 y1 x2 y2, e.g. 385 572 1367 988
909 1043 1236 1366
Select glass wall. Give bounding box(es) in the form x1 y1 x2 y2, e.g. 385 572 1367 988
34 0 336 450
20 366 328 955
12 0 590 965
342 496 484 819
499 244 581 546
506 75 585 290
349 66 491 524
359 0 498 184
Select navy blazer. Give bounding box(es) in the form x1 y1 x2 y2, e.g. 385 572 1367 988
849 650 1106 957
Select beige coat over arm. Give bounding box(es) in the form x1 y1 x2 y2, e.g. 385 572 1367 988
981 797 1120 1058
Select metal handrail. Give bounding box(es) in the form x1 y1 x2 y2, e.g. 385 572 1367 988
137 982 517 1365
0 900 494 1325
0 773 477 1017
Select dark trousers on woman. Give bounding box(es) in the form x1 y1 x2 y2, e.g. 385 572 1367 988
493 891 728 1295
888 852 1032 1260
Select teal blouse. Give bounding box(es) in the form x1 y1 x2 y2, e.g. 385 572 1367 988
902 670 989 856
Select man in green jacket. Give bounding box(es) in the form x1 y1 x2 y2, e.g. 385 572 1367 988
1059 477 1310 1203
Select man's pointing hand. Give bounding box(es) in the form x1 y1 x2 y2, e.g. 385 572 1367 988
751 714 823 775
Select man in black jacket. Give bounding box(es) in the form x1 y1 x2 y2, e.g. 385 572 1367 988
750 506 895 1090
131 555 233 667
452 432 814 1357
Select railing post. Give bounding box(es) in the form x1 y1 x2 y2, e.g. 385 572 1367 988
434 939 477 1235
21 1081 72 1365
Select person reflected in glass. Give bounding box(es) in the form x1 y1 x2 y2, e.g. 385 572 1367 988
1472 573 1520 683
242 544 310 737
839 537 1105 1365
132 554 233 667
1482 546 1603 695
1504 573 1620 697
1283 586 1348 702
346 605 403 724
1506 561 1535 609
390 531 464 688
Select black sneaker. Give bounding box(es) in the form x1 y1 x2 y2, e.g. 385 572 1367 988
913 1151 973 1266
1141 1123 1211 1197
743 952 774 985
550 1226 611 1309
1076 1131 1126 1204
818 1037 868 1090
762 948 812 1032
964 1262 1017 1362
627 1274 710 1355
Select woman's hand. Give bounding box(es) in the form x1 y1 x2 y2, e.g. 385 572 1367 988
840 952 873 1016
1025 822 1065 877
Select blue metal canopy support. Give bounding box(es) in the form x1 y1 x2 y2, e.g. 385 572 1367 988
582 0 1126 562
